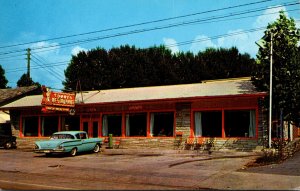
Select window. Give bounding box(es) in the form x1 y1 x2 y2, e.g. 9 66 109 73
150 112 174 137
102 114 122 137
79 133 87 139
23 116 38 137
225 110 256 137
61 116 80 131
41 116 58 137
126 113 147 137
51 134 75 139
194 111 222 137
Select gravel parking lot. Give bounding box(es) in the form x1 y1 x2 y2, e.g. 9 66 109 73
0 148 300 190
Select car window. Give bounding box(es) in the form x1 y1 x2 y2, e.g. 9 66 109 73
79 133 87 139
51 134 74 139
75 134 80 139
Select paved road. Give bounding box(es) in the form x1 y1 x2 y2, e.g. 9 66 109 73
0 148 300 190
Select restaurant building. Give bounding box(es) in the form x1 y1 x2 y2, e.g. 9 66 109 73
0 78 270 151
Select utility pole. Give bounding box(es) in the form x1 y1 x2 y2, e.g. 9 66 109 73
255 32 273 148
27 48 31 78
268 32 273 148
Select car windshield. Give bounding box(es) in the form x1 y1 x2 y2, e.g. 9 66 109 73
51 134 74 139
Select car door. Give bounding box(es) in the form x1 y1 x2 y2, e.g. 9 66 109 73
78 132 93 152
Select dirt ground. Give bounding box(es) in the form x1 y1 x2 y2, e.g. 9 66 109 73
0 148 300 190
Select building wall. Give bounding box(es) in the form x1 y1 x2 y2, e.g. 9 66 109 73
10 96 266 151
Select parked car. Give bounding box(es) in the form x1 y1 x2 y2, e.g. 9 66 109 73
0 134 17 149
34 131 102 156
0 123 17 149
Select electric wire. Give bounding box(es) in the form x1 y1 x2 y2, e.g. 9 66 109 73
32 6 300 54
0 0 298 56
0 0 274 50
31 55 65 81
31 55 65 80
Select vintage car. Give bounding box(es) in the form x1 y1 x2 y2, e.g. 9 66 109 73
0 123 17 149
0 134 17 149
34 131 102 156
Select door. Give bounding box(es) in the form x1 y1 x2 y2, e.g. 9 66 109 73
92 121 99 138
82 121 99 138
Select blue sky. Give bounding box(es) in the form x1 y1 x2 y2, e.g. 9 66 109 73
0 0 299 90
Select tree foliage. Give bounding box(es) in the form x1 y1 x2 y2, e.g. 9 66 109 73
252 11 300 123
17 73 41 89
64 45 255 91
0 65 8 88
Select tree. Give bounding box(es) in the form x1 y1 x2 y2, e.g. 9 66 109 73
0 65 8 88
64 45 255 91
252 11 300 124
17 73 41 87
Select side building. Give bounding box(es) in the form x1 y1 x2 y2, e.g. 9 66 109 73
0 78 270 151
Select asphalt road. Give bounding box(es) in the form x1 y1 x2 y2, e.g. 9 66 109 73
0 148 300 190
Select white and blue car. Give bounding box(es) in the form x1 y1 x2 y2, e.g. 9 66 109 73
34 131 103 156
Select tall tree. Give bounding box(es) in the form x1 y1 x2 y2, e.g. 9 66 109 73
17 73 35 87
252 11 300 123
0 65 8 88
64 45 255 91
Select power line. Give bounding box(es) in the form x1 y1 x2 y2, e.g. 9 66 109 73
5 62 69 73
31 55 65 81
31 54 65 80
34 54 67 80
31 4 300 54
0 0 274 50
0 1 298 57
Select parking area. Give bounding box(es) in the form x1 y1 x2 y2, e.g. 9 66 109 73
0 148 300 190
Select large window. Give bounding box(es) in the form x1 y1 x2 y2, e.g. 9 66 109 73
225 110 256 138
150 112 174 137
102 114 122 137
194 111 222 137
126 113 147 137
41 116 58 136
61 116 80 131
23 116 38 137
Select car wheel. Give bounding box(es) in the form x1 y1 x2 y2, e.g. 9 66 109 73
93 144 100 153
70 148 77 156
4 142 12 149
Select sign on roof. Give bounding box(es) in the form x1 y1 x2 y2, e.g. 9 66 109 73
41 86 75 114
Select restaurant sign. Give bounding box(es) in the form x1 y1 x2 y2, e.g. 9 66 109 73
41 85 76 114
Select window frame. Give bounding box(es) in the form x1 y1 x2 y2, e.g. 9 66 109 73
192 107 258 139
150 111 175 137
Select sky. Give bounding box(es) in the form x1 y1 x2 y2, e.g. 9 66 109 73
0 0 299 90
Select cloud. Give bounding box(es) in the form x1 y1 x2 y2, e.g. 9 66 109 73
30 41 60 56
189 35 217 54
253 6 287 28
163 38 179 54
188 5 289 57
71 46 87 55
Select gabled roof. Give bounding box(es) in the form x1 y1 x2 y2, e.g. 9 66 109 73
0 78 266 109
0 85 39 106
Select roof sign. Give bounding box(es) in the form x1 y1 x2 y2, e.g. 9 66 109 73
41 85 75 114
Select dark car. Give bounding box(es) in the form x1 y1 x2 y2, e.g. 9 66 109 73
0 123 17 149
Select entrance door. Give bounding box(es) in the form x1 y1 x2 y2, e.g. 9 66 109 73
82 121 99 138
92 121 99 138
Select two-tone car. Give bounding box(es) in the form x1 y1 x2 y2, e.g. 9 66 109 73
34 131 102 156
